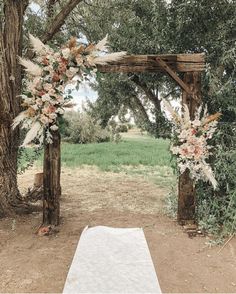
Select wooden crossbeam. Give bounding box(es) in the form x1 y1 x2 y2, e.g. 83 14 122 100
97 53 205 73
155 57 198 102
155 57 192 95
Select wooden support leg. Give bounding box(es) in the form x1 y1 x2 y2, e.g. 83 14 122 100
177 72 201 224
178 170 196 224
43 130 61 226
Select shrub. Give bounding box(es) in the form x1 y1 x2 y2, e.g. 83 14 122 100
107 119 122 143
116 124 128 133
63 111 110 144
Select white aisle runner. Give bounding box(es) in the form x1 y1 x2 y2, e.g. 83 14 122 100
63 226 162 294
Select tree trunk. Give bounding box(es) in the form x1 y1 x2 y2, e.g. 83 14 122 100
0 0 29 217
43 130 61 226
178 72 202 224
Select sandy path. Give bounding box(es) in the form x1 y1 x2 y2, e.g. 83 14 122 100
0 166 236 293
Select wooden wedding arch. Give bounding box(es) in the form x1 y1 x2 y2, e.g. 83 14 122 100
43 53 205 226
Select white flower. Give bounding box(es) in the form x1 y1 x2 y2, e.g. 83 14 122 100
43 83 53 91
42 94 51 102
65 69 74 79
56 108 65 115
192 119 201 127
50 124 59 131
57 85 65 92
31 104 39 111
49 113 57 120
54 52 60 59
69 67 78 75
40 114 50 125
61 48 70 59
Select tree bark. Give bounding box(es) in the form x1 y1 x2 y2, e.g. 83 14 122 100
0 0 29 217
178 72 202 224
0 0 84 218
129 95 153 131
130 75 171 138
43 130 61 226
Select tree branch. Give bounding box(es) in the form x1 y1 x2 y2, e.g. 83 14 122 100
46 0 58 19
130 75 161 111
24 0 84 59
129 95 153 130
41 0 84 43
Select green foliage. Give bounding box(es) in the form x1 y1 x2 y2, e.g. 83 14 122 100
79 0 172 137
165 0 236 236
116 124 128 133
17 146 43 174
165 187 178 218
63 111 110 144
107 120 122 143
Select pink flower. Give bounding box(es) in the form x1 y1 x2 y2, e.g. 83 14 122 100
48 88 56 96
36 98 43 106
43 83 53 91
193 146 204 159
52 73 61 82
43 105 56 115
40 114 50 125
191 128 197 135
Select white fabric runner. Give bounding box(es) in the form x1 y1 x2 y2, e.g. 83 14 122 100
63 226 162 294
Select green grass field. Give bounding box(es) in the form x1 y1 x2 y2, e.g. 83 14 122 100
18 133 176 188
61 136 171 170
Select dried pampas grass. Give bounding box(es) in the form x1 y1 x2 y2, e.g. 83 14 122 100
201 162 217 190
29 34 47 53
19 57 42 76
93 51 126 65
12 111 28 129
162 99 181 123
22 121 43 147
182 103 191 128
95 34 109 51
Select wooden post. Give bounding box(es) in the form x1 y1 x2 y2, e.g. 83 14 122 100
43 129 61 226
178 72 202 224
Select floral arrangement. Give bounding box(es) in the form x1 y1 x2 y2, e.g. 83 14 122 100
13 34 126 146
162 100 221 189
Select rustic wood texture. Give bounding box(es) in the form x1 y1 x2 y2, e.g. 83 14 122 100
43 130 61 225
178 72 202 224
34 172 44 188
97 54 205 73
155 57 198 101
0 0 30 217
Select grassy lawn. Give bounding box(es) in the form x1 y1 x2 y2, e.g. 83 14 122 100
60 135 176 188
61 136 171 170
18 133 176 189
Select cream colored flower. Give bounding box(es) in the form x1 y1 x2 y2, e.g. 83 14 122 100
43 83 53 91
42 94 51 102
61 48 70 59
76 55 83 66
50 124 59 131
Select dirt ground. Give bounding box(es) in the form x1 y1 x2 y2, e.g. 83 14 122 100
0 166 236 293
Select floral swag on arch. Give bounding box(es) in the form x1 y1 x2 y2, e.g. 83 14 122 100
13 34 126 145
162 100 221 190
13 34 220 190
